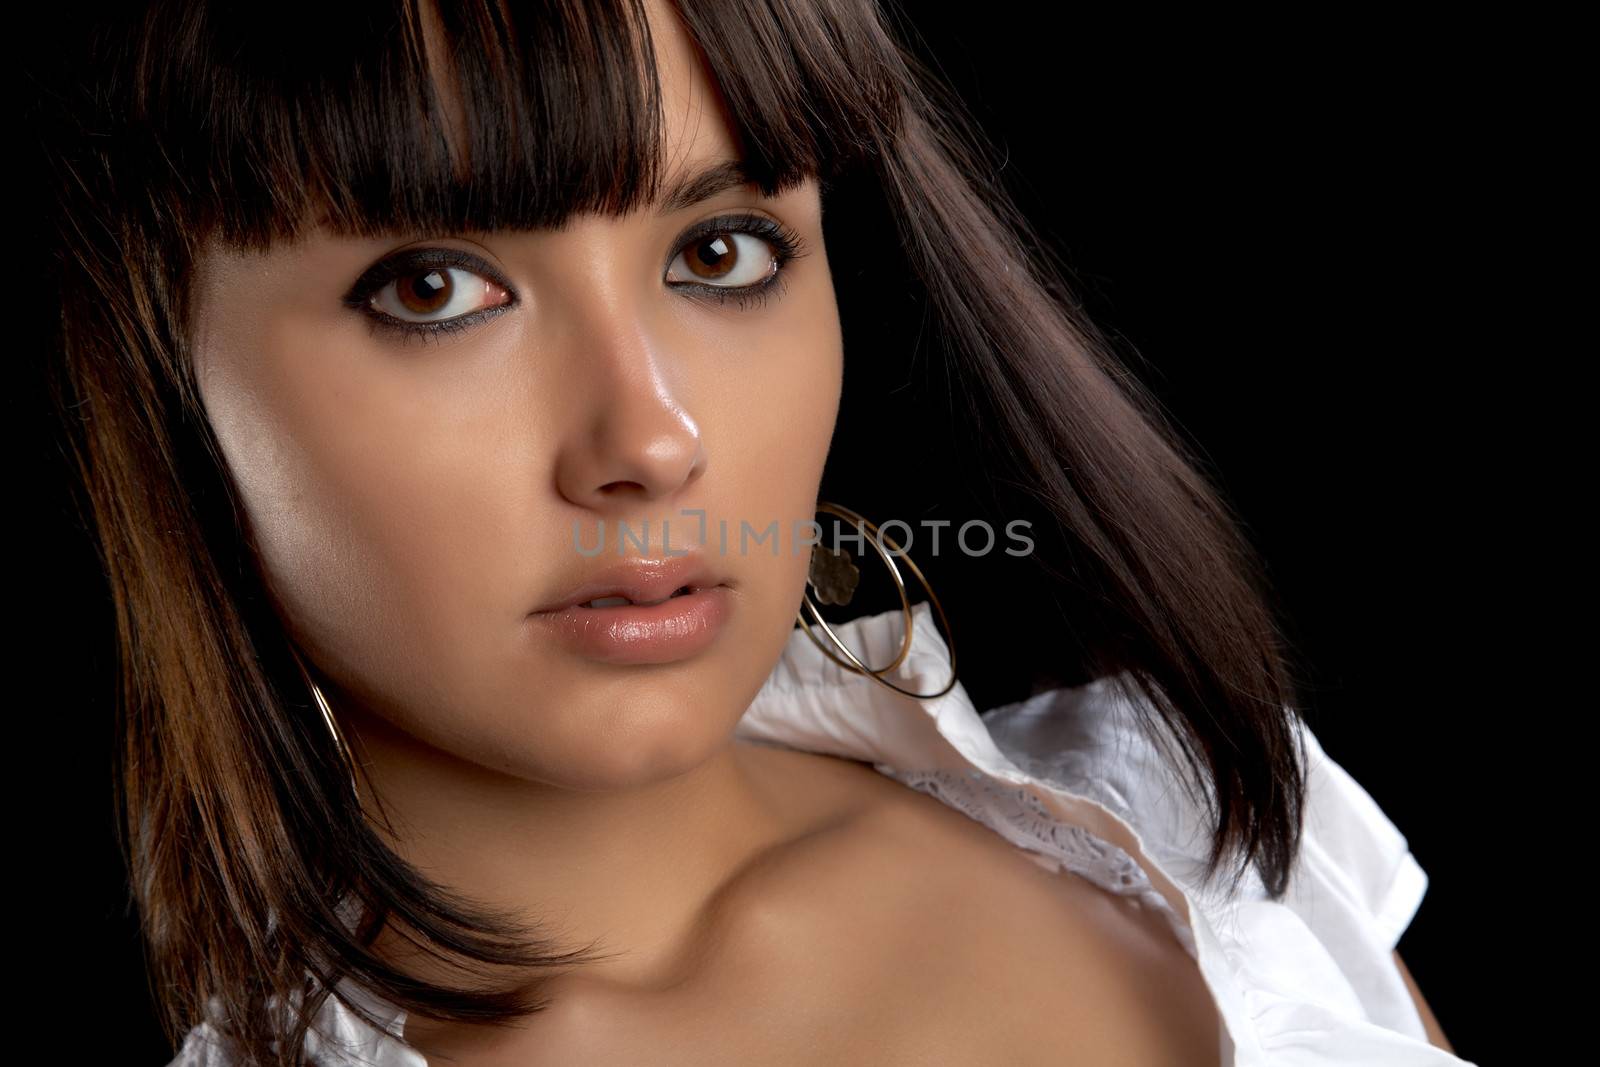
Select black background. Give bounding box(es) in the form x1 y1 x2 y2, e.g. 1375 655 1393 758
22 5 1528 1064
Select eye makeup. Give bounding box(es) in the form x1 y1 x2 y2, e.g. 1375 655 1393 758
339 211 811 344
340 246 517 344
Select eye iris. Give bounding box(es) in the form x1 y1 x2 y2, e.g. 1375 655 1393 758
396 269 452 314
687 234 738 280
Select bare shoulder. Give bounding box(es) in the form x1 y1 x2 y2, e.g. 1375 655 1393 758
475 756 1225 1066
894 786 1223 1066
982 879 1225 1067
727 771 1224 1066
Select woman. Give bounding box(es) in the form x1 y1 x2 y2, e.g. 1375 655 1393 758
42 0 1469 1064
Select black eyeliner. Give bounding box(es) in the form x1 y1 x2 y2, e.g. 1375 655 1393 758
340 246 516 311
663 211 810 277
343 212 809 343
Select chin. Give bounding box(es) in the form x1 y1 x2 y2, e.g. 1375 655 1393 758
502 688 745 792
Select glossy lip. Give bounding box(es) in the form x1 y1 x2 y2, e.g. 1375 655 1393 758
529 586 732 665
530 553 725 613
527 553 733 665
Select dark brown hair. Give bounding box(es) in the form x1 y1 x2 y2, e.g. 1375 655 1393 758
40 0 1310 1063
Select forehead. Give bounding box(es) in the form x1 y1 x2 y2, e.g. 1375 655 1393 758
419 0 740 197
644 0 745 176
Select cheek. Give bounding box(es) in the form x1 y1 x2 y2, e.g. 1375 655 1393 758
739 271 843 504
196 319 538 717
709 277 844 654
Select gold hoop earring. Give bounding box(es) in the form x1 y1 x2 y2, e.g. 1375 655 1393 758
798 500 959 700
287 643 362 806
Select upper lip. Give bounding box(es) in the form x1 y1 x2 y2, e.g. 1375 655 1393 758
531 552 726 613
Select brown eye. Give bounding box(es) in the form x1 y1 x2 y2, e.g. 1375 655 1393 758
683 234 738 281
394 268 453 314
370 267 511 324
667 231 779 289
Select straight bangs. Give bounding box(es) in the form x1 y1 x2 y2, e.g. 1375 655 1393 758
120 0 903 253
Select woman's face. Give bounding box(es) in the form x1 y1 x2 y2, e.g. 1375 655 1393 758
189 3 843 791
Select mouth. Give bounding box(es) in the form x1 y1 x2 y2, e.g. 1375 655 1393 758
577 584 701 609
529 581 735 665
532 553 728 617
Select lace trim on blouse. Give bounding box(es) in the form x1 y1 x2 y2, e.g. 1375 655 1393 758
879 765 1198 959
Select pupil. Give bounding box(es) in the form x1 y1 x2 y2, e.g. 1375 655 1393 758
399 269 451 313
692 235 736 278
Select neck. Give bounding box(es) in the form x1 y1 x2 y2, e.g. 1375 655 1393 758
341 699 804 996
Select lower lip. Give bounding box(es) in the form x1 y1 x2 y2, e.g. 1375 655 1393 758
528 585 733 665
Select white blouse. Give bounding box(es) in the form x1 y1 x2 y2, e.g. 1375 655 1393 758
169 602 1475 1066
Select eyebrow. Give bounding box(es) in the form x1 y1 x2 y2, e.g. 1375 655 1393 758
656 158 760 214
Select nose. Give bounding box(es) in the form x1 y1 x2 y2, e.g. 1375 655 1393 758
552 314 707 513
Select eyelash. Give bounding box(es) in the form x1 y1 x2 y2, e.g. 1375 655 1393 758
340 213 811 345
